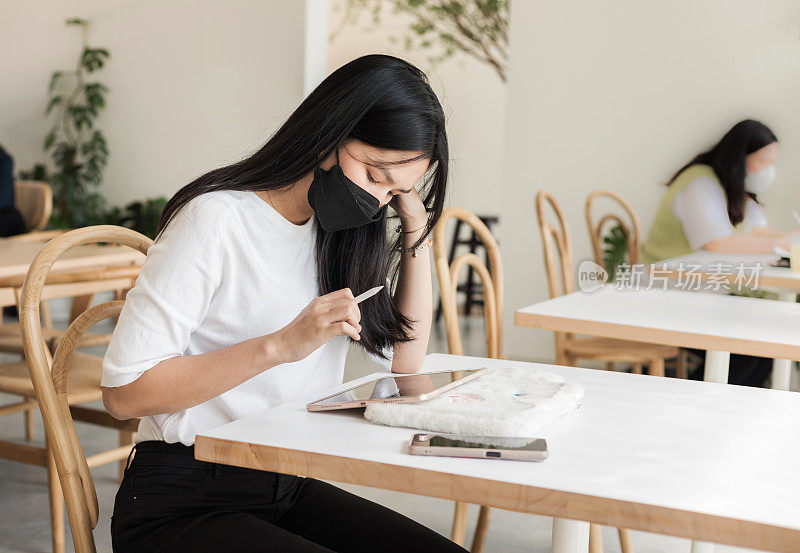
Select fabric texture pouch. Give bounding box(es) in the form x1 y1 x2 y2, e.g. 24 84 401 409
363 366 584 437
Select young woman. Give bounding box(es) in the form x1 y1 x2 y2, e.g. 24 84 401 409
642 119 789 264
101 55 466 553
643 120 789 387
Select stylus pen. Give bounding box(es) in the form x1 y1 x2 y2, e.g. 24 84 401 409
354 285 384 303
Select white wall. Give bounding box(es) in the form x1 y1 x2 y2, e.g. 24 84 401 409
328 1 506 216
304 0 331 96
501 0 800 362
0 0 309 206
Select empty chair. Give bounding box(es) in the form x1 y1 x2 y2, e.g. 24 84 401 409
585 189 642 267
13 180 52 235
14 225 151 553
536 190 683 553
433 206 503 553
585 189 687 379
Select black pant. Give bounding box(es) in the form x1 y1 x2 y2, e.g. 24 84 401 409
112 441 466 553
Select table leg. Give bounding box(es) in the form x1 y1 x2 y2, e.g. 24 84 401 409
551 518 589 553
771 291 797 391
690 541 714 553
703 350 730 384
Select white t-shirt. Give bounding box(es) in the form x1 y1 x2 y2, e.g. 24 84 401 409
102 190 390 446
672 176 768 250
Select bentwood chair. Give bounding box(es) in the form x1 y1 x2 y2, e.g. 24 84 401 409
433 206 503 553
2 180 120 355
0 260 138 465
16 226 151 553
585 189 687 379
0 267 135 356
537 190 685 553
585 189 642 268
1 181 59 354
13 180 53 235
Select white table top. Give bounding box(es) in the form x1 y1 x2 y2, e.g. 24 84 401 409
657 251 800 291
195 353 800 550
515 286 800 360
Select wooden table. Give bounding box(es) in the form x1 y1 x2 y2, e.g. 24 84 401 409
195 353 800 553
0 238 145 308
656 251 800 390
516 286 800 552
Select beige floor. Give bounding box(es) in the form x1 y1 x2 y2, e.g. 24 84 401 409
0 312 761 553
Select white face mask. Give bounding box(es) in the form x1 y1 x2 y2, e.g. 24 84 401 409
744 165 775 195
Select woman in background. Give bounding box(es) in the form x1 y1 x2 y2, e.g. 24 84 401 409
643 119 789 387
643 119 789 265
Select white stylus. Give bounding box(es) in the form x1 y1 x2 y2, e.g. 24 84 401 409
792 209 800 227
355 285 384 303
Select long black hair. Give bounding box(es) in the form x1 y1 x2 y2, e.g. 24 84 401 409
667 119 777 225
157 54 448 359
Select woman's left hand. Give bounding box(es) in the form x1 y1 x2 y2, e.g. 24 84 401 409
391 187 428 227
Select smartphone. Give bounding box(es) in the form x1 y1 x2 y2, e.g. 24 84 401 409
409 433 548 462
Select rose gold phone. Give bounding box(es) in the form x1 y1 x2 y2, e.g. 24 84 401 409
409 434 548 462
306 369 486 412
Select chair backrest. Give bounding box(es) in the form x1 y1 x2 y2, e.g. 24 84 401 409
14 181 52 232
535 191 574 298
585 189 642 266
19 226 152 553
535 191 576 362
433 207 504 360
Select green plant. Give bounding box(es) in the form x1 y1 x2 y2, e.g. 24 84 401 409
20 18 110 228
334 0 509 82
602 224 628 282
103 197 167 240
18 18 169 240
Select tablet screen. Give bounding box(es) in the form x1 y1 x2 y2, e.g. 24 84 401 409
313 370 476 407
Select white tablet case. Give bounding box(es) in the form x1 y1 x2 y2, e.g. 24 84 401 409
363 366 584 438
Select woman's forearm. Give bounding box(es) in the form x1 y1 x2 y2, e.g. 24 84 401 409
102 334 280 420
390 220 433 373
703 232 789 254
752 226 786 238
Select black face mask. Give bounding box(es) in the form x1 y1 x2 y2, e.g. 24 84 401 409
307 150 385 233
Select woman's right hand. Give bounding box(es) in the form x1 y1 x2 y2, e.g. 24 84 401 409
268 288 362 365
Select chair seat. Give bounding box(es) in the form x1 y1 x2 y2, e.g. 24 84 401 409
0 352 103 403
0 323 111 354
565 336 679 362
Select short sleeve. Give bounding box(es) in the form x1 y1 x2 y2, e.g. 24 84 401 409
672 177 734 250
742 199 768 231
101 199 224 387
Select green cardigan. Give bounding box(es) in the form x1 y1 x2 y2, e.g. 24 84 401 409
642 164 722 264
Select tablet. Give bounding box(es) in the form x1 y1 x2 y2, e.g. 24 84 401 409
306 368 487 412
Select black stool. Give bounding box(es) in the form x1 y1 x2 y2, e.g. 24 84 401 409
435 214 499 322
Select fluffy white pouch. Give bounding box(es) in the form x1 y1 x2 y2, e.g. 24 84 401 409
363 366 584 437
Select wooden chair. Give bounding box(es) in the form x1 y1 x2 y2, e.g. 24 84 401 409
14 180 53 233
585 189 642 267
3 180 113 354
0 267 136 356
585 190 687 379
11 226 151 553
537 190 684 553
433 206 502 553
